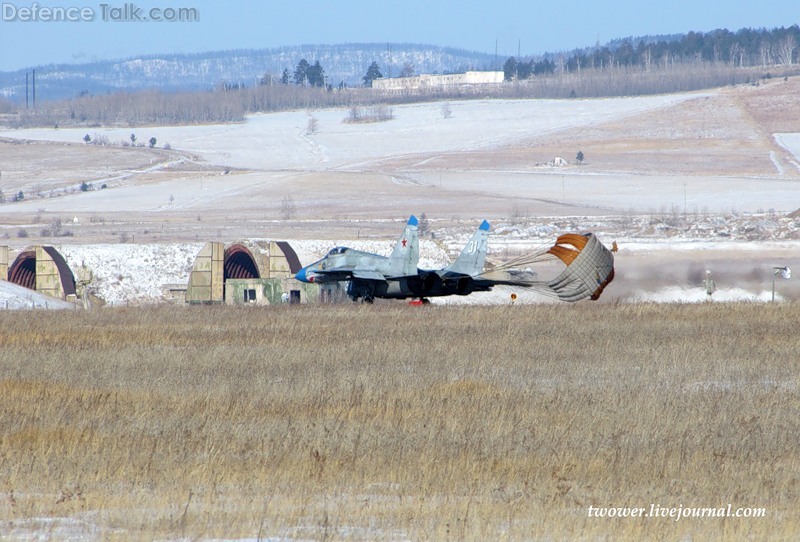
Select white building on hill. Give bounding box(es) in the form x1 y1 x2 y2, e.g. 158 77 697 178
372 71 504 93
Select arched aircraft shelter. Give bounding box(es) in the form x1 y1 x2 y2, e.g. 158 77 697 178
185 240 304 304
224 244 260 280
7 246 77 300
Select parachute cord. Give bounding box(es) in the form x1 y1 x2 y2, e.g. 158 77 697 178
491 282 564 300
488 244 558 273
524 283 563 299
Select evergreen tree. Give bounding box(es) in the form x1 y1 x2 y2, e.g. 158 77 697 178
503 57 518 81
363 61 383 87
280 68 289 85
293 59 310 85
516 59 533 79
616 41 635 66
306 60 325 87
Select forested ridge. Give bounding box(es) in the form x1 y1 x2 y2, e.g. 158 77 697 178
2 26 798 127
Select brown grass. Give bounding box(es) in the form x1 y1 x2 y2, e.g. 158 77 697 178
0 302 798 540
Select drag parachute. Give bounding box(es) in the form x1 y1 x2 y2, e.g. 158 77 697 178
488 232 615 302
544 233 615 301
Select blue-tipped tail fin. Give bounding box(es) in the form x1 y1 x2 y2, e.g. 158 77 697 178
388 215 420 276
445 220 490 276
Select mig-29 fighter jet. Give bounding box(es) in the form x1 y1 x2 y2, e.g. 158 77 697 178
294 216 531 302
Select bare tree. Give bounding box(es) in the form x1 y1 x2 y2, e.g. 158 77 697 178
418 213 429 236
641 47 652 72
729 43 743 68
440 102 452 119
776 35 797 65
399 62 415 77
280 195 297 219
306 115 319 135
555 55 566 75
759 41 773 67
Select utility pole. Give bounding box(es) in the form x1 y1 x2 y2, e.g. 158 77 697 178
683 183 686 211
25 72 29 109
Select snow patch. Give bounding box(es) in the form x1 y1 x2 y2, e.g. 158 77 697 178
0 281 76 310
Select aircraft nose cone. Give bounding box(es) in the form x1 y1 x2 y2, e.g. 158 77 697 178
295 267 315 283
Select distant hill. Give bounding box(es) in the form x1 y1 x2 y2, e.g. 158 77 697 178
3 25 797 106
0 43 497 102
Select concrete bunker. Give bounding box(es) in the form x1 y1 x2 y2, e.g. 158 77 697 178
185 240 310 304
7 246 77 301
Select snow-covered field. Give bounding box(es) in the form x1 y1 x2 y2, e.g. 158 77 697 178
1 95 701 171
1 93 798 220
2 86 800 307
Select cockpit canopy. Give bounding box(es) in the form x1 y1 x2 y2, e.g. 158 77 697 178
327 247 349 256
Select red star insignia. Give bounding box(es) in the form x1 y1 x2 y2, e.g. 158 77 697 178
402 239 407 247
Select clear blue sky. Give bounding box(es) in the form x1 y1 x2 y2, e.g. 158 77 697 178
0 0 797 71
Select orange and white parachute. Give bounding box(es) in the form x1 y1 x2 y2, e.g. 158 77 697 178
489 232 615 302
542 233 615 301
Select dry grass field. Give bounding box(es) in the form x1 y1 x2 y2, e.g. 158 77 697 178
2 75 800 540
1 302 798 540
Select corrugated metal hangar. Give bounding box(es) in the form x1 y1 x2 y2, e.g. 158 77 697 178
5 245 78 301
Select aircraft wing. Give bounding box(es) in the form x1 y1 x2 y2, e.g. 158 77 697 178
351 269 387 281
310 268 356 282
312 268 388 282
